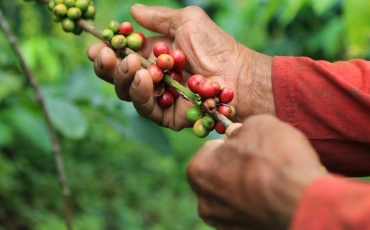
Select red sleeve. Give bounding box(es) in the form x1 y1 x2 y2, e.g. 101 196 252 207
272 56 370 177
289 176 370 230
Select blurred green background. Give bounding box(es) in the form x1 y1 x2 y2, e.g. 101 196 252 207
0 0 369 229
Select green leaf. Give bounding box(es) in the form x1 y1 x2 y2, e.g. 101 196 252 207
3 107 51 153
0 72 23 102
45 97 87 140
311 0 337 16
0 122 13 147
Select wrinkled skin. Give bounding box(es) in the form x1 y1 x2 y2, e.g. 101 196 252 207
186 115 326 230
87 5 275 131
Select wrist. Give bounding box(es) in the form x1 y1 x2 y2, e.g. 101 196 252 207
233 46 275 122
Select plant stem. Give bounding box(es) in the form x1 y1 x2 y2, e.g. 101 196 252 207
0 9 73 230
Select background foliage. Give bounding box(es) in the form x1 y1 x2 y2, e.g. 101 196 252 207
0 0 369 229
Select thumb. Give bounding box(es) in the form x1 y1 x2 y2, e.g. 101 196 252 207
130 4 210 37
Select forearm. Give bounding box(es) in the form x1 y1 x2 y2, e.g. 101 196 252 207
272 56 370 176
290 176 370 230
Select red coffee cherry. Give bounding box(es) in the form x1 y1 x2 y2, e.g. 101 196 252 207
214 122 226 134
188 74 206 93
168 70 183 83
218 105 233 118
218 87 234 104
156 54 174 70
157 90 174 109
119 21 133 36
169 49 186 71
147 65 164 84
166 86 180 99
153 42 169 58
210 82 221 96
197 81 215 99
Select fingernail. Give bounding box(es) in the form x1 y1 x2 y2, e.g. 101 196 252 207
96 51 103 69
133 3 145 7
118 58 129 74
134 71 141 87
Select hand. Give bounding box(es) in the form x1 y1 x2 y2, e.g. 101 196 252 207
186 114 327 230
87 5 276 130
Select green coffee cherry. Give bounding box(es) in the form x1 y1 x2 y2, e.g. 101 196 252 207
54 0 64 4
53 4 67 17
193 119 209 138
111 35 127 49
64 0 75 8
48 1 56 11
62 18 75 32
83 5 96 19
201 114 215 130
108 20 120 34
72 24 83 35
186 106 203 123
67 7 82 20
52 14 64 23
126 33 143 51
75 0 90 12
101 29 114 41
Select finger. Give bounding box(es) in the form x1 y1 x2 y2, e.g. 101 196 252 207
186 140 224 193
225 123 243 138
114 54 142 101
130 5 178 36
93 47 119 84
129 69 163 123
87 42 109 61
131 5 211 38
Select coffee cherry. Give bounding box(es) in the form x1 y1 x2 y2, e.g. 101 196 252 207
153 42 169 58
64 0 75 8
54 0 65 4
218 105 233 118
108 20 120 34
168 70 183 83
83 5 96 19
135 32 146 47
72 24 83 35
214 122 226 134
147 65 164 84
157 90 174 109
67 7 82 20
186 106 203 123
75 0 89 12
197 81 215 99
111 35 127 49
202 98 216 113
54 4 67 17
218 87 234 104
210 82 221 96
188 74 206 93
156 54 174 70
52 14 64 22
48 1 55 11
169 49 186 71
166 86 180 99
193 119 210 138
101 29 114 41
201 114 215 130
126 33 143 51
119 22 133 36
62 18 75 32
229 105 236 118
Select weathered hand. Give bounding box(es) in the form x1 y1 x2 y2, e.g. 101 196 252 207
186 115 327 230
87 5 275 130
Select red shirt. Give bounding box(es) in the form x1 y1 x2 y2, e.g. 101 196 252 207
272 56 370 229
